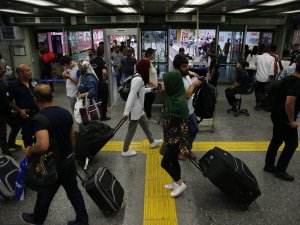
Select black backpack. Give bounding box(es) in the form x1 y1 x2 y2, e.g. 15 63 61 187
193 81 216 121
118 73 141 101
260 76 293 112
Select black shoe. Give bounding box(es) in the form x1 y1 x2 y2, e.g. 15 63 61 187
101 117 111 121
20 213 42 225
8 143 23 150
67 220 89 225
274 171 295 181
263 165 276 173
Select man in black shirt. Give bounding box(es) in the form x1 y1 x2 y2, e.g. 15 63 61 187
90 47 111 120
21 84 89 225
9 64 38 148
264 56 300 181
0 63 21 156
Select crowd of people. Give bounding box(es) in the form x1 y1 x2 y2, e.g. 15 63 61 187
0 40 300 224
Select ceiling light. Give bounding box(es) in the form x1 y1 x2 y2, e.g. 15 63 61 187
282 9 300 14
0 9 33 14
176 8 195 13
54 8 85 14
103 0 129 5
259 0 297 6
117 7 136 13
185 0 212 5
229 8 256 13
12 0 58 7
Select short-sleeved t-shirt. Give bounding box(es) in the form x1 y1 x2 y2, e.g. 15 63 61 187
33 106 73 165
65 65 80 98
271 76 300 124
9 79 39 112
120 57 137 76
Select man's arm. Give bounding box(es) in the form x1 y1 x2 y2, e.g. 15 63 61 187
9 100 28 119
285 96 298 128
186 80 201 99
24 130 49 156
102 69 108 82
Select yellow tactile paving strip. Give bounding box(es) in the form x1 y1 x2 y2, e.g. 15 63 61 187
15 139 300 225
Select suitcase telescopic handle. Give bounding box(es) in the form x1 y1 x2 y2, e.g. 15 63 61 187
113 117 126 135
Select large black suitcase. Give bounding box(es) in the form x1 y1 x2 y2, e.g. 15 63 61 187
75 118 126 162
0 155 19 200
198 147 261 204
77 166 124 213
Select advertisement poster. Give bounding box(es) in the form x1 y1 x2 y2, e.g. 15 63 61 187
292 30 300 44
92 29 104 49
246 31 260 49
261 32 273 46
68 31 92 53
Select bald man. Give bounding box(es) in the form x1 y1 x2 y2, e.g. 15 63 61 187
21 84 89 225
9 64 39 147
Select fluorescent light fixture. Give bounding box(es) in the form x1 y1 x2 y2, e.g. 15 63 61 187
103 0 129 5
0 9 33 14
259 0 297 6
117 7 136 13
54 8 85 14
176 7 195 13
229 8 256 13
12 0 58 7
185 0 212 5
282 9 300 14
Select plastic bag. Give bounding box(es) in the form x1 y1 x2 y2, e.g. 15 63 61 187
74 97 83 124
15 157 27 201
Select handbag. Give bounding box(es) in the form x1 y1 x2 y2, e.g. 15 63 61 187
25 151 58 191
79 96 102 125
24 114 59 191
74 97 83 124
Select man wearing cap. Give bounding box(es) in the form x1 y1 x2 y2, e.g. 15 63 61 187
60 56 80 112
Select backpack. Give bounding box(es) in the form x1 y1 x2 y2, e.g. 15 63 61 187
118 73 141 101
193 81 216 121
260 76 293 112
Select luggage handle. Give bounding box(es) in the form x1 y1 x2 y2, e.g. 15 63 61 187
189 157 202 172
179 152 203 172
76 160 89 185
113 117 126 135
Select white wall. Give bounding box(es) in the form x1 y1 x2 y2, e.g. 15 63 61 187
10 27 41 79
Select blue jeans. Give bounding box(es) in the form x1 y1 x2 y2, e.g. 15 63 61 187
187 113 199 151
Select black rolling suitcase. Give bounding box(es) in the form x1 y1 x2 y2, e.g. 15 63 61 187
77 166 124 213
75 118 126 163
193 147 261 204
0 155 19 200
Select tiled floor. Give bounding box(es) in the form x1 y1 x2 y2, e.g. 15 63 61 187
1 82 299 225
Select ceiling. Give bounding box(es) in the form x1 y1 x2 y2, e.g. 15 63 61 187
0 0 300 20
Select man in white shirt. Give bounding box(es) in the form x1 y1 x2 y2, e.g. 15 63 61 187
60 56 80 112
255 47 275 109
181 71 201 160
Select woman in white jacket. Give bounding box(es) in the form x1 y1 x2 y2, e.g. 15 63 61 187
246 45 258 79
122 62 162 157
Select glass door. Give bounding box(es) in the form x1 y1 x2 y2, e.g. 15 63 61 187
104 28 139 107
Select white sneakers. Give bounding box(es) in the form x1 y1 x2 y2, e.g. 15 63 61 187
121 150 137 157
164 182 176 190
165 182 187 198
150 139 163 148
